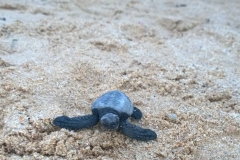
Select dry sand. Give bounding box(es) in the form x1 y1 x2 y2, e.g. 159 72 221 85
0 0 240 159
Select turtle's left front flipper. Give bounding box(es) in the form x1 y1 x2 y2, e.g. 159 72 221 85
119 120 157 141
53 114 99 131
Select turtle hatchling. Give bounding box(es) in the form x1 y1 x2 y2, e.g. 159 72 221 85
53 90 157 141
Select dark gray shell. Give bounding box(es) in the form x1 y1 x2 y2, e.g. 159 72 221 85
91 90 134 116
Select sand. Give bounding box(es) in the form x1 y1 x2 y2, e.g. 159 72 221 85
0 0 240 159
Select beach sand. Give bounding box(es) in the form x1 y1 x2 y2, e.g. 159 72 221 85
0 0 240 159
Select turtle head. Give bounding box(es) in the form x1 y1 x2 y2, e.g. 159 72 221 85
100 113 119 130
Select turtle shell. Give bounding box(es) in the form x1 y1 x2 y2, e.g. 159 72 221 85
91 90 134 116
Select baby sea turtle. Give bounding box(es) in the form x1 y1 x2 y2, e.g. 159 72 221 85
53 90 157 141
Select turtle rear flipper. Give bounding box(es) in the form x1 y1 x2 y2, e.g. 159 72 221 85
131 107 142 120
53 114 99 131
119 121 157 141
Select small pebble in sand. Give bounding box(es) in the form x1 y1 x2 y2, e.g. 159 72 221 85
166 113 177 122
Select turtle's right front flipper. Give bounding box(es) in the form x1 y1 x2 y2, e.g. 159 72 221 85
53 114 99 131
119 121 157 141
